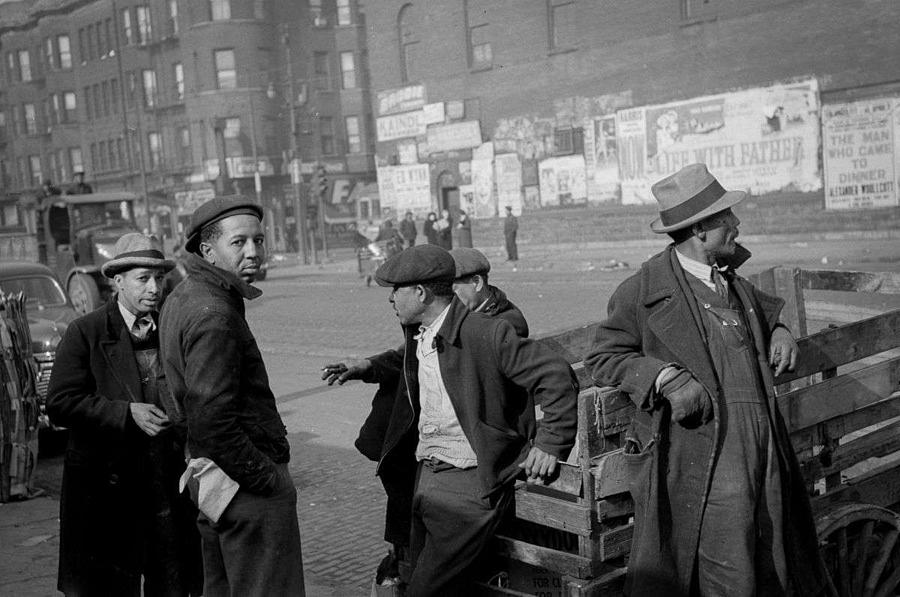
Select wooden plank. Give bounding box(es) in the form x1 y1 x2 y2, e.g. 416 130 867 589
492 536 594 578
596 523 633 561
791 394 900 453
515 490 593 536
812 459 900 513
563 567 627 597
805 301 888 326
800 269 900 294
778 357 900 431
595 494 634 522
775 267 808 337
600 389 635 436
776 310 900 384
591 449 629 499
540 463 583 496
798 418 900 481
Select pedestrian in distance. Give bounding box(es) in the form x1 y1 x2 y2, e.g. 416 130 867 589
160 196 305 597
400 211 418 249
585 163 832 597
456 209 473 248
325 247 530 586
67 169 94 195
423 211 438 245
435 208 453 250
503 205 518 262
322 244 578 596
46 232 203 596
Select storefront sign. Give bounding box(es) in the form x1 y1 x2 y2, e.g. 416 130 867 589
822 97 898 209
205 157 275 180
376 110 426 142
426 120 482 154
377 84 427 116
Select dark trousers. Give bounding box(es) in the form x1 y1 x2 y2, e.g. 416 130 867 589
196 464 305 597
504 233 518 261
407 461 513 596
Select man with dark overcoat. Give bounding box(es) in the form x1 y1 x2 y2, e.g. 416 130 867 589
47 233 202 596
503 205 518 262
399 211 418 249
160 196 305 597
585 163 833 596
323 244 577 595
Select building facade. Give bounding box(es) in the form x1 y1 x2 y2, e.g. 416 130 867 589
363 0 900 218
0 0 376 249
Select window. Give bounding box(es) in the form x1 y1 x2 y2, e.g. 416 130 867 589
0 110 5 132
93 84 102 118
110 79 120 114
116 138 125 169
63 92 77 122
548 0 577 50
313 51 329 89
553 126 583 155
210 0 231 20
97 20 107 58
18 50 32 82
397 4 417 83
69 147 83 174
253 0 266 20
147 132 162 168
83 86 92 119
309 0 322 19
177 125 191 163
340 52 356 89
104 19 113 57
223 117 241 156
42 99 53 130
90 143 98 172
44 38 55 70
78 29 86 62
99 140 108 171
122 9 134 45
345 116 361 153
142 69 157 107
108 139 117 170
136 6 152 44
57 149 68 181
24 104 37 135
173 63 184 100
87 24 95 60
100 81 109 116
57 35 72 69
126 71 137 107
320 117 335 155
337 0 351 25
29 155 42 186
214 50 236 89
48 152 59 182
168 0 179 35
469 24 492 69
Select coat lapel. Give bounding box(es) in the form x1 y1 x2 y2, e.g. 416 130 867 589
100 301 143 403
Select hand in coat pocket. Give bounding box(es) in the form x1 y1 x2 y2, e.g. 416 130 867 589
661 370 713 425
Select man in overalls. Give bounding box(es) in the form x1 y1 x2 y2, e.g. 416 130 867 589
585 163 833 596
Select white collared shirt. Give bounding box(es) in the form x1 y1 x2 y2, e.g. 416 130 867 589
117 300 156 336
674 249 729 294
414 304 478 468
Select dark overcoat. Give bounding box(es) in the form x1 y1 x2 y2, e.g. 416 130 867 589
46 299 201 595
585 245 831 596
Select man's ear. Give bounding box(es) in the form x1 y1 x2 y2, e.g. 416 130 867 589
692 222 707 242
198 241 214 263
414 284 428 304
474 275 486 292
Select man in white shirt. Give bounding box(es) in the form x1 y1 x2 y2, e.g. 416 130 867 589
585 164 831 597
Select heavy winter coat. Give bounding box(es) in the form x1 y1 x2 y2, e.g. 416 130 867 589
585 245 831 596
160 254 289 496
46 299 201 595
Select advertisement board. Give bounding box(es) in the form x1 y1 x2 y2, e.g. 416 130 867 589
376 164 431 216
376 110 426 142
471 158 495 218
583 115 620 203
426 121 482 154
616 80 821 204
495 153 523 214
538 155 587 206
376 84 426 116
822 97 898 209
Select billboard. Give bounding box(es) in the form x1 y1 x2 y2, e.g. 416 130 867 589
538 155 587 207
376 84 426 116
495 153 523 215
616 80 821 204
822 97 898 210
376 164 431 216
376 110 426 142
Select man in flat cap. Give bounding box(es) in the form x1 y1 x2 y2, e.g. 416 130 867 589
450 247 528 337
585 164 831 596
160 196 305 596
323 244 577 595
48 233 202 596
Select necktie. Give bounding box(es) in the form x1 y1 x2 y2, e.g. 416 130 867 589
131 315 154 340
711 267 729 300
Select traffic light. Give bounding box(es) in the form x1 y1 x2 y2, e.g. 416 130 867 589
312 164 328 198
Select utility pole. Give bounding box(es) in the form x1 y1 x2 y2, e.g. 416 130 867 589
283 27 310 265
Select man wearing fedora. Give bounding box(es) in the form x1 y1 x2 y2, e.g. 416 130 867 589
47 233 202 596
159 196 305 597
585 163 832 596
324 244 577 595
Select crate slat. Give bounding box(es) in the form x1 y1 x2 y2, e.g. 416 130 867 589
791 394 900 453
515 490 593 536
798 418 900 481
492 536 594 578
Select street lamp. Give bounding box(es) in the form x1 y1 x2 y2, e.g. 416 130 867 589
282 27 311 265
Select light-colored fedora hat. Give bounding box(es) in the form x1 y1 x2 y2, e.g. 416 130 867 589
101 233 176 278
649 163 747 233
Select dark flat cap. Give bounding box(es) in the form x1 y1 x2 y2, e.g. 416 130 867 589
374 245 455 287
449 248 491 278
185 196 263 254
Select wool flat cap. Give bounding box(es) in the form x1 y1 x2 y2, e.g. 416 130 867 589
449 248 491 278
185 195 264 254
101 233 175 278
374 245 455 287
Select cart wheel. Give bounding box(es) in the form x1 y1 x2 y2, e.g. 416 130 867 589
817 503 900 597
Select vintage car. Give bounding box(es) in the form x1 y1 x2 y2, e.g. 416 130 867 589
0 261 77 428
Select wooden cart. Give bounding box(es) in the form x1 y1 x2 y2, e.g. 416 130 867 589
481 266 900 597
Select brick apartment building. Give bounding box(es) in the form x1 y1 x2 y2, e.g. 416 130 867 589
363 0 900 218
0 0 376 249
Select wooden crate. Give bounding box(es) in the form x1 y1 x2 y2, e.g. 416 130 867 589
482 267 900 596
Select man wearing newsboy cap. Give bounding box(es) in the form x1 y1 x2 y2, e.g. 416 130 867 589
160 196 305 596
585 164 831 596
48 233 202 596
324 244 577 595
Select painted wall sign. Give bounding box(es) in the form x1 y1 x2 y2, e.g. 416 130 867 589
376 84 426 116
426 120 482 154
822 97 898 209
376 110 426 142
616 80 821 204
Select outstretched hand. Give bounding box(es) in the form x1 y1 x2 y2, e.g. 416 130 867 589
518 447 559 484
321 358 372 385
769 326 799 377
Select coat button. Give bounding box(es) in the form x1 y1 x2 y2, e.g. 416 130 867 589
109 473 120 485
